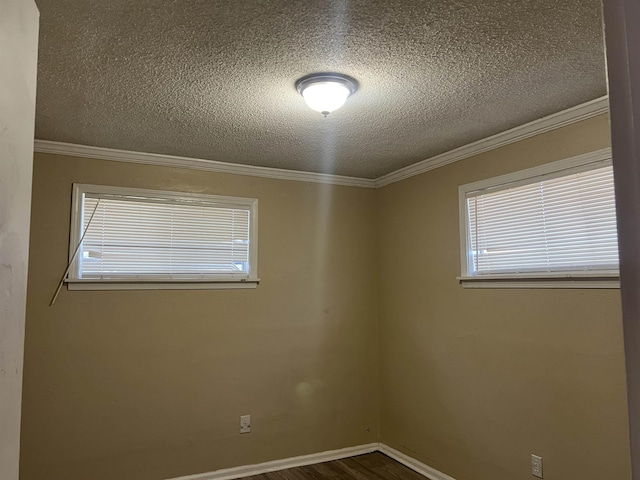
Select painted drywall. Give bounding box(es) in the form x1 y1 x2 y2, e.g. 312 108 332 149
20 155 379 480
0 1 39 479
377 113 631 479
21 113 631 480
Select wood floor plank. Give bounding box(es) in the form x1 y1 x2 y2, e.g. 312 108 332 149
333 457 386 480
306 461 351 478
240 453 426 480
351 453 427 480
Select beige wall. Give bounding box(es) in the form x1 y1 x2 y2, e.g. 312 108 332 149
0 2 39 479
20 154 379 480
377 114 631 479
21 113 631 480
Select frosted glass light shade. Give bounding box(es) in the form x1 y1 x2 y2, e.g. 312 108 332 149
296 74 358 117
301 82 350 115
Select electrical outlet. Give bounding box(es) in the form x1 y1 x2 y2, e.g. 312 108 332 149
240 414 251 434
531 454 543 478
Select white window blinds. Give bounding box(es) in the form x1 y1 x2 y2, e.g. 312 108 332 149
462 158 618 277
69 185 258 283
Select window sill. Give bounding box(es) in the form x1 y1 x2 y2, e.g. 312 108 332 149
66 279 260 291
457 273 619 289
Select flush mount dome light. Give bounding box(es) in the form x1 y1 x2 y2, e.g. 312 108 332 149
296 73 358 117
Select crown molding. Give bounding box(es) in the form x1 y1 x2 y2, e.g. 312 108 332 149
35 96 609 190
33 140 377 189
374 96 610 188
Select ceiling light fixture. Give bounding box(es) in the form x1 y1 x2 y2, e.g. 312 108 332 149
295 73 358 117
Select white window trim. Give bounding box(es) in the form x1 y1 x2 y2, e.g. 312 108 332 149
67 184 259 290
458 147 619 289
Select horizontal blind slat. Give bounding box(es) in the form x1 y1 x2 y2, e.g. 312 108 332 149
467 164 619 275
79 192 253 279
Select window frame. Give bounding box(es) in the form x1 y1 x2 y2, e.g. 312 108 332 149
457 148 619 289
67 183 259 290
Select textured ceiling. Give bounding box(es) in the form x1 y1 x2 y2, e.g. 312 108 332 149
34 0 607 179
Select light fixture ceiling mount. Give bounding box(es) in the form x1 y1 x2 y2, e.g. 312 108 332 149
295 73 358 117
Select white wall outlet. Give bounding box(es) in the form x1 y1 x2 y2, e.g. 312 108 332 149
531 454 543 478
240 414 251 434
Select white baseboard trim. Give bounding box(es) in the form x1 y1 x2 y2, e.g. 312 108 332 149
168 443 379 480
165 442 456 480
379 443 457 480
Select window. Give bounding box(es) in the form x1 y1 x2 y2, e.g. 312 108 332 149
458 149 619 288
67 184 258 290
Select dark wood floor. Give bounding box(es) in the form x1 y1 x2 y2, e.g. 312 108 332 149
242 452 427 480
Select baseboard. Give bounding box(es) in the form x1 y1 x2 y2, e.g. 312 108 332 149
378 444 457 480
168 443 379 480
166 442 455 480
